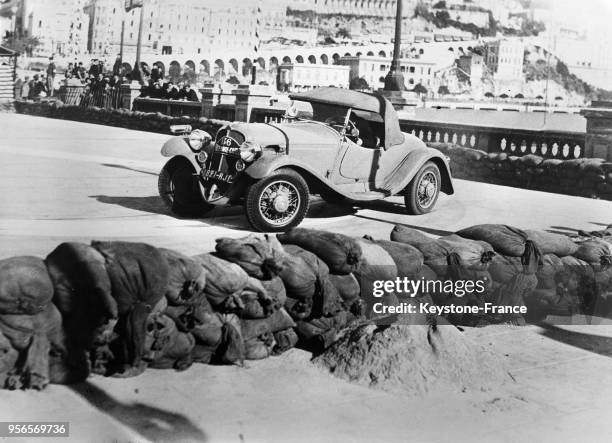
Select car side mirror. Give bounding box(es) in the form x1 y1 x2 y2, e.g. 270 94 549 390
170 124 192 135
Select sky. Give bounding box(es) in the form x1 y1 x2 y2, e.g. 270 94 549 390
539 0 612 32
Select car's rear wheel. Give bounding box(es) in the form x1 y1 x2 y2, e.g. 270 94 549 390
404 161 441 215
158 158 213 217
245 168 310 232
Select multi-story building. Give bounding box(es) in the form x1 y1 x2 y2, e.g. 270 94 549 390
87 0 261 57
287 0 416 18
484 38 524 80
456 53 484 84
6 0 89 56
338 53 456 92
277 63 350 91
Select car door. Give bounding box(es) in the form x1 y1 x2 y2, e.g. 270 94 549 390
335 139 382 187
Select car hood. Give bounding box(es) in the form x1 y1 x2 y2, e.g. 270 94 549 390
228 121 339 151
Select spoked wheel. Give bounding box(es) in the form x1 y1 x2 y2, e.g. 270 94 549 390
404 161 441 215
245 168 310 232
158 158 213 217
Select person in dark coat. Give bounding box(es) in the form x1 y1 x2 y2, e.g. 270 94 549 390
163 81 180 100
179 84 199 102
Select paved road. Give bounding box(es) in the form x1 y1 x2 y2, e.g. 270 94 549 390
0 113 610 260
1 113 612 443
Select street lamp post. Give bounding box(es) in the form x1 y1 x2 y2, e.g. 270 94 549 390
383 0 405 92
10 5 18 38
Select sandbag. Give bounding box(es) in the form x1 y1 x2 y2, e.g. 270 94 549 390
284 297 313 321
278 228 362 274
215 234 285 279
158 248 207 305
328 273 361 305
0 256 53 315
216 314 245 365
241 308 296 341
190 311 223 364
572 239 612 266
91 241 169 376
191 253 250 307
0 331 18 388
143 313 194 370
273 328 298 354
45 242 118 380
437 234 496 270
537 254 566 289
364 236 424 278
390 227 453 276
311 276 345 319
91 241 168 313
488 273 537 323
277 245 322 300
389 225 433 249
456 224 529 257
354 239 398 320
295 310 354 352
524 230 578 257
164 292 214 332
245 333 276 360
261 277 287 307
0 304 69 390
488 254 524 284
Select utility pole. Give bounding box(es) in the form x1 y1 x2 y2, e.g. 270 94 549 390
384 0 405 91
133 3 145 84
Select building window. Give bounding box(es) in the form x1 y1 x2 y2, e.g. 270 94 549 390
380 64 386 71
409 66 415 73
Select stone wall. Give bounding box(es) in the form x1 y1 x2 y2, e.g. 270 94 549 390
12 101 229 136
429 142 612 201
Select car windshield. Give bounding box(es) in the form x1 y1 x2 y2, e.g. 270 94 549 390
289 99 386 148
288 100 346 125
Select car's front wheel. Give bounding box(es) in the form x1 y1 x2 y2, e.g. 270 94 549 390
158 158 213 217
245 168 310 232
404 161 441 215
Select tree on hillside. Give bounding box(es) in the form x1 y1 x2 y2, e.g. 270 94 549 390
336 28 351 39
438 85 450 95
556 60 570 77
433 0 446 8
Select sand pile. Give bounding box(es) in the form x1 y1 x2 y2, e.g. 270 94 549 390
314 317 512 396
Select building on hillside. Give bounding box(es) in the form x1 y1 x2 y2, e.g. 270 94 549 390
456 53 484 84
87 0 261 57
277 63 350 91
287 0 417 18
337 53 456 93
484 38 524 80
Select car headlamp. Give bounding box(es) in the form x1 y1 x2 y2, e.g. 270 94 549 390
240 140 262 162
188 130 212 151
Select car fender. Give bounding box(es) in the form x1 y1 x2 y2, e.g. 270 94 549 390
245 155 323 181
161 136 200 171
381 148 454 196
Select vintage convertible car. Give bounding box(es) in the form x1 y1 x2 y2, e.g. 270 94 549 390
158 87 454 232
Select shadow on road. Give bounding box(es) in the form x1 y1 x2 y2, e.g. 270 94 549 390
101 163 160 177
537 323 612 358
90 194 357 230
70 381 208 442
353 213 454 237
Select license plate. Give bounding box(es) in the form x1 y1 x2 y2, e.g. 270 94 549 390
201 168 234 183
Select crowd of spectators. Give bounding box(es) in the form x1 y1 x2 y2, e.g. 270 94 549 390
15 56 201 106
139 78 199 102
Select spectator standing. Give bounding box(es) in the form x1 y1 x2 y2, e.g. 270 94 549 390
46 56 56 96
179 84 199 102
21 76 30 99
112 55 122 76
14 77 23 99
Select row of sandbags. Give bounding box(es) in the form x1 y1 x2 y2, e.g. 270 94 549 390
390 223 612 324
2 224 610 390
